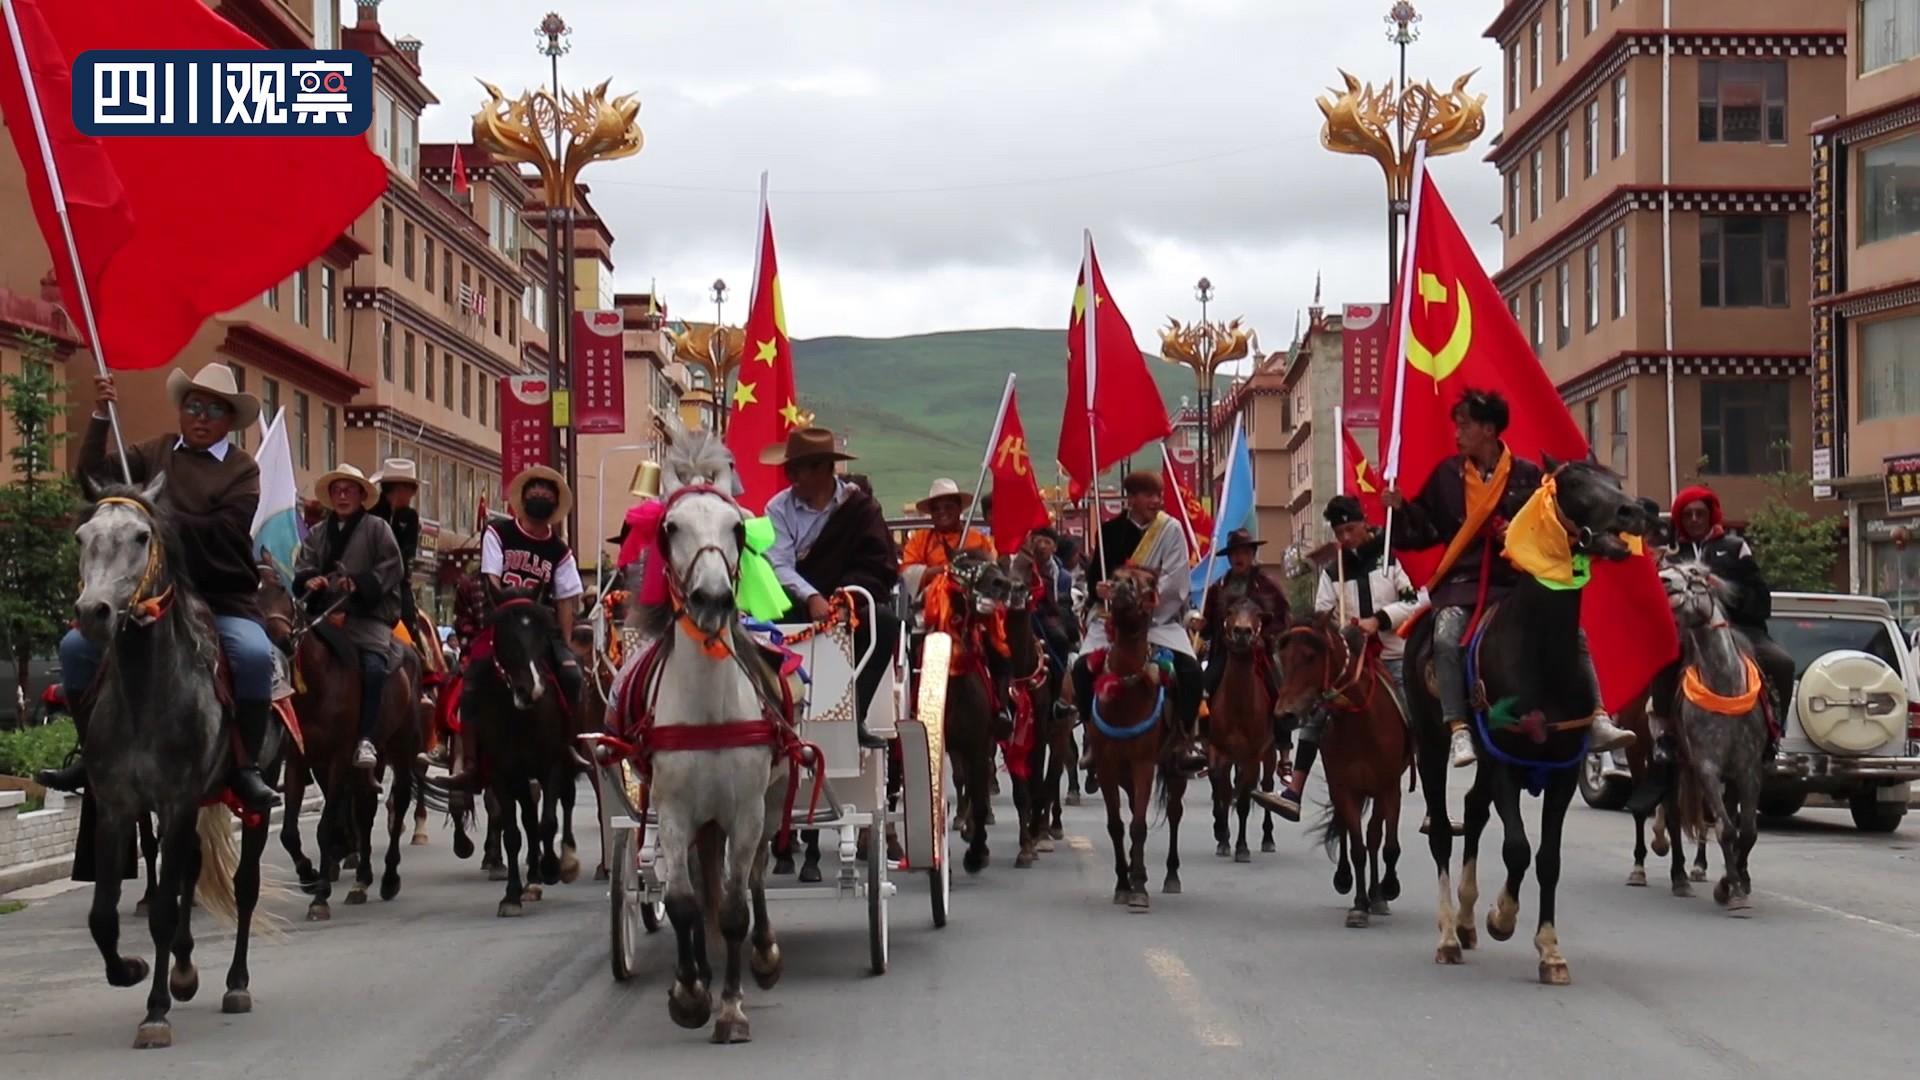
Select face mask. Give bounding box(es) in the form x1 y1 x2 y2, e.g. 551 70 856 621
523 496 557 522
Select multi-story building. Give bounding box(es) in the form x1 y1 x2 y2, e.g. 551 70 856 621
572 293 681 586
1486 0 1846 520
1811 0 1920 623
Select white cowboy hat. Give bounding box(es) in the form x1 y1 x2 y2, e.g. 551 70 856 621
507 464 573 523
166 362 260 429
371 458 420 488
915 478 973 514
313 463 377 509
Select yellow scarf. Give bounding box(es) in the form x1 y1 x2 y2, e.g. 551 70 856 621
1503 474 1576 585
1129 511 1174 567
1425 448 1512 588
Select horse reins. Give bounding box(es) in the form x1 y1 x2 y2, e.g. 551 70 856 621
95 496 175 626
1279 622 1377 714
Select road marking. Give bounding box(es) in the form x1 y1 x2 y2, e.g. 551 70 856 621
1143 947 1241 1048
1067 835 1093 852
1759 890 1920 944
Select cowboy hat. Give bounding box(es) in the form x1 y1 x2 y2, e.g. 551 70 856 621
372 458 420 488
314 463 377 509
758 426 856 467
507 465 573 522
166 362 260 429
1219 528 1266 554
915 478 973 514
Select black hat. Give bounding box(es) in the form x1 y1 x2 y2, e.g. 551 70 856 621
1324 495 1367 528
1219 528 1266 555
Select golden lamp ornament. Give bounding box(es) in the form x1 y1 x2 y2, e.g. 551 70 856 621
1316 69 1485 203
471 78 643 212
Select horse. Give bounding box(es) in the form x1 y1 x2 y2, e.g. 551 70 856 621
1002 551 1061 866
1275 614 1409 928
931 553 1013 874
256 568 424 920
72 479 283 1047
1083 564 1187 910
1206 599 1279 864
1403 458 1650 984
1659 560 1766 913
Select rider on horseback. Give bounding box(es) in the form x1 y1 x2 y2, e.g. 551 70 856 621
292 463 407 770
368 459 427 657
903 479 1015 733
1024 527 1080 707
40 363 280 813
1198 528 1288 708
1382 388 1635 768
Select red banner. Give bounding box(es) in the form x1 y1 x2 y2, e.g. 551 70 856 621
500 375 552 490
1341 302 1388 427
1167 446 1201 503
571 309 626 434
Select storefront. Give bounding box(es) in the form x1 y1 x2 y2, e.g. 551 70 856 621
1859 451 1920 630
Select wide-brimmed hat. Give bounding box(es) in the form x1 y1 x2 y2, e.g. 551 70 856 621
314 463 377 509
915 478 973 513
507 465 573 522
167 363 260 428
758 426 855 467
1219 528 1266 555
372 458 419 489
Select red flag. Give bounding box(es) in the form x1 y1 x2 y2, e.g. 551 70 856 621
0 0 388 371
725 199 802 513
451 143 470 196
1382 160 1674 713
1163 450 1212 565
988 387 1050 551
1057 234 1170 500
1340 426 1387 527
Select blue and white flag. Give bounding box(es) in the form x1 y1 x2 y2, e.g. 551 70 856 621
249 409 301 585
1192 414 1253 595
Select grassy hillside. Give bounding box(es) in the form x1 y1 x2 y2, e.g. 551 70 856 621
790 328 1212 514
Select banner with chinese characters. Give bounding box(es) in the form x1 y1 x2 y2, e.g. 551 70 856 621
1341 302 1388 426
1885 453 1920 517
571 309 625 434
500 375 552 489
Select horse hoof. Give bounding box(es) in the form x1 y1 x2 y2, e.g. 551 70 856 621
1672 881 1694 899
963 849 987 875
985 808 997 826
523 884 544 902
1113 889 1129 905
799 861 823 884
1234 847 1251 864
1333 867 1353 895
1727 893 1753 917
1650 834 1670 857
380 875 401 902
1487 914 1515 943
497 900 523 918
486 864 509 882
411 832 430 847
1065 793 1082 807
1626 868 1648 887
307 903 330 923
773 856 795 876
751 944 783 990
1690 866 1709 883
1261 839 1277 854
132 1021 172 1050
1539 961 1572 986
1435 943 1463 965
345 886 367 906
559 851 582 885
1457 925 1479 950
594 864 610 882
1035 836 1055 854
711 1016 752 1045
1014 850 1035 869
1370 899 1391 917
453 834 475 860
539 855 562 885
221 989 252 1015
668 982 712 1030
1163 877 1182 895
109 956 149 987
1048 824 1064 841
1127 891 1151 911
1345 910 1370 929
168 963 199 1002
1382 879 1401 902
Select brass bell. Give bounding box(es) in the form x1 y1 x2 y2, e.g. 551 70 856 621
629 460 662 499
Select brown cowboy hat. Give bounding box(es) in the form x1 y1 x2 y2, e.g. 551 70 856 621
1219 528 1265 554
759 426 856 467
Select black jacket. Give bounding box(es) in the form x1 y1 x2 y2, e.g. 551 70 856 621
1669 533 1772 630
370 501 421 565
1390 449 1545 609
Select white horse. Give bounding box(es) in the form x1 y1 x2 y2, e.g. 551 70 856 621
625 428 788 1043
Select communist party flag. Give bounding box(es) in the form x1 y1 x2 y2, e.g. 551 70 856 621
1340 426 1387 527
1057 232 1171 500
0 0 386 370
986 381 1051 550
726 195 802 513
1163 447 1212 565
1381 157 1674 713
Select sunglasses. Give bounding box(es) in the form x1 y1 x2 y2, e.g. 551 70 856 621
182 398 232 420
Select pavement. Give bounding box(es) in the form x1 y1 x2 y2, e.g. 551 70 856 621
2 775 1918 1079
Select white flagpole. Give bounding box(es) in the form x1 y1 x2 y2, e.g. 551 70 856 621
2 0 130 482
1197 414 1241 595
959 372 1016 542
1380 139 1429 570
1334 404 1349 625
1083 229 1109 583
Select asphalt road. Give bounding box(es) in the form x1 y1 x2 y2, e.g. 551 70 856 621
3 776 1918 1079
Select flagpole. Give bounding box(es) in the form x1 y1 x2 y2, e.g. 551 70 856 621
1380 139 1429 571
1198 414 1240 595
1083 229 1109 584
1333 404 1349 625
1158 441 1200 563
959 372 1016 543
1 0 130 483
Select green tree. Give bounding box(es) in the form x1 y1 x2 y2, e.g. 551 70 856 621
0 334 77 726
1742 463 1842 593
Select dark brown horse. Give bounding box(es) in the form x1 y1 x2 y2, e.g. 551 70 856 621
931 554 1010 875
1276 614 1409 928
1206 600 1279 863
1005 552 1066 866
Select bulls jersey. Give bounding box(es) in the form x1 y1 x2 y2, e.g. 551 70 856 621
481 519 583 602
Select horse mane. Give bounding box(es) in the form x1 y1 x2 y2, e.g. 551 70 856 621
661 426 740 496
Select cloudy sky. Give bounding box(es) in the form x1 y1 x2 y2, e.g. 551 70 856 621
400 0 1504 346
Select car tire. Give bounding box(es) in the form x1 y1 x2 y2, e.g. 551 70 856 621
1578 752 1631 811
1847 790 1907 834
1758 791 1807 820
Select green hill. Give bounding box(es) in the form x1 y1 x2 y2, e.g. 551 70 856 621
790 328 1213 514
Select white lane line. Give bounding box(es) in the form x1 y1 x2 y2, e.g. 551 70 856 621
1143 947 1241 1048
1758 890 1920 944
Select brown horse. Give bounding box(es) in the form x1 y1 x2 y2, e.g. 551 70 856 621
1082 564 1187 910
1275 614 1408 928
931 554 1011 875
1206 600 1278 862
1005 552 1067 866
258 571 425 920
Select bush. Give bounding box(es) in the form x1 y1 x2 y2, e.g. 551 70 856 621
0 718 76 778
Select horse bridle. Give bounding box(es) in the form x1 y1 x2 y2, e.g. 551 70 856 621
659 484 744 615
93 497 174 626
1277 621 1370 709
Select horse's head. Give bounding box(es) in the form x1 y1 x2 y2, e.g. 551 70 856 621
658 444 747 637
1005 552 1041 613
490 591 558 711
255 562 296 651
951 552 1013 618
1273 614 1344 717
1540 456 1650 561
74 476 173 641
1222 599 1264 655
1107 564 1158 636
1661 560 1728 630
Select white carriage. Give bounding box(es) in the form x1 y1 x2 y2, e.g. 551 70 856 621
592 587 952 980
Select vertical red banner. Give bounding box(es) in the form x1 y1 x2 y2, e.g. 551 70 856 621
500 374 553 490
571 308 626 434
1341 302 1388 427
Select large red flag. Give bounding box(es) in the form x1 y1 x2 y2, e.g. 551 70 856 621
1340 426 1387 527
1057 233 1170 500
1382 159 1674 713
988 387 1051 551
1163 448 1211 565
0 0 387 370
726 198 802 513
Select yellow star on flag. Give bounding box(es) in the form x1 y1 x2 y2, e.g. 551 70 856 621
733 380 758 409
779 400 803 428
754 337 778 365
1072 286 1104 324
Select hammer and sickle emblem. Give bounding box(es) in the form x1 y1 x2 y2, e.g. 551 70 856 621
1407 271 1472 381
996 435 1031 477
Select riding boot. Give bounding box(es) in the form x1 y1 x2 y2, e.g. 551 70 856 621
35 698 90 792
356 651 389 770
228 699 283 813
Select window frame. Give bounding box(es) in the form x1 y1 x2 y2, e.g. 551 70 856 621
1699 215 1790 309
1530 281 1545 354
1612 74 1628 158
1858 131 1920 246
1698 59 1788 145
1584 242 1600 330
1859 311 1920 421
1698 379 1792 475
1530 149 1543 221
1556 261 1572 348
1556 125 1571 200
1556 0 1569 61
1583 99 1599 177
1611 224 1628 319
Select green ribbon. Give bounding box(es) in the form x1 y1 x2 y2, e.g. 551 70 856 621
736 516 792 622
1534 553 1591 592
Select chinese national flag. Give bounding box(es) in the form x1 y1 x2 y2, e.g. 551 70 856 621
1163 452 1212 565
1341 426 1387 527
988 388 1051 550
726 200 802 513
1057 233 1171 500
0 0 387 370
451 143 470 196
1381 161 1674 713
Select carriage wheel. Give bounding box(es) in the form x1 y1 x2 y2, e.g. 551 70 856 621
609 828 642 981
868 830 890 975
928 860 949 929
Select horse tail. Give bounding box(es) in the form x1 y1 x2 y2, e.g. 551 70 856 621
194 805 241 925
1314 800 1342 861
1675 759 1718 843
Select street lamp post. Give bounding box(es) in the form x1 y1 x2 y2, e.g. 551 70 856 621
1385 1 1420 298
536 12 571 473
1194 276 1214 492
1158 300 1251 511
710 278 729 433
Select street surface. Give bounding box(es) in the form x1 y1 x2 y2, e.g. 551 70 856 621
2 778 1917 1078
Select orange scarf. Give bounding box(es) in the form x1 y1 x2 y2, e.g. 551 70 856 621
1425 447 1512 589
1682 654 1762 715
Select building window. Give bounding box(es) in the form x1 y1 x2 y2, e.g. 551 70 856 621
424 343 436 402
263 281 279 311
1698 60 1787 144
320 266 336 341
293 391 311 470
479 375 489 427
1556 261 1571 348
1529 281 1544 354
381 204 392 265
442 252 453 304
1583 99 1599 177
1612 74 1628 157
508 301 517 345
1611 224 1628 318
1610 386 1629 475
292 267 309 327
1862 0 1920 72
1859 132 1920 245
425 237 436 292
1555 125 1570 200
1531 20 1543 87
1700 380 1790 475
261 377 280 425
1507 293 1520 320
1700 215 1788 308
1507 43 1521 112
374 90 394 164
380 319 393 382
1860 312 1920 420
1506 171 1520 237
492 285 503 337
403 331 416 392
443 355 454 408
1556 0 1569 61
1584 0 1597 34
323 404 337 466
461 364 473 418
1584 242 1600 329
397 110 417 178
1530 149 1543 220
402 221 415 279
228 367 248 450
1584 398 1598 444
